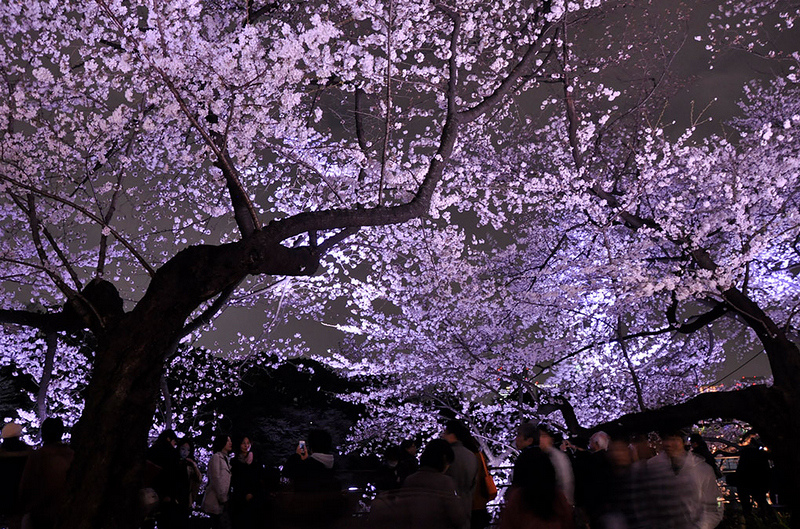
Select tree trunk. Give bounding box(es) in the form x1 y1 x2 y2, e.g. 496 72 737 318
56 239 319 528
59 315 175 529
37 330 57 422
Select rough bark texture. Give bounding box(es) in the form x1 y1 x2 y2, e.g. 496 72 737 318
58 237 319 528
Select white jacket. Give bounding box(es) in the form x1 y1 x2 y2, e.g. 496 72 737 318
202 451 231 515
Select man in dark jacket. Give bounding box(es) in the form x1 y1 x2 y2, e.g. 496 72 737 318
281 429 344 528
442 420 479 529
736 434 773 518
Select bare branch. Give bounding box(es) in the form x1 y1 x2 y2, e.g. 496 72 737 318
98 125 138 277
379 0 395 206
16 193 77 298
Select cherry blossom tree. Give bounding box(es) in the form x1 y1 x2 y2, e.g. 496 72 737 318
0 0 575 526
309 1 800 521
2 0 799 526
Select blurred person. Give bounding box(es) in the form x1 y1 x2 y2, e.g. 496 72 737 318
644 428 722 529
597 436 643 529
18 417 74 529
369 438 466 529
499 446 572 529
689 434 722 479
574 431 612 528
512 422 540 487
537 425 574 506
442 420 480 529
589 432 610 453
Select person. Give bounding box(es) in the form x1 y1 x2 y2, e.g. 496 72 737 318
18 417 74 529
499 446 572 529
230 435 261 529
175 438 202 526
374 444 403 491
442 420 480 529
512 422 540 487
280 429 345 528
574 431 613 528
537 425 574 506
689 434 722 479
369 438 467 529
467 436 496 529
0 421 33 529
202 434 233 529
600 436 642 529
282 429 341 493
397 439 419 484
735 433 772 519
145 429 181 528
451 430 496 529
643 428 722 529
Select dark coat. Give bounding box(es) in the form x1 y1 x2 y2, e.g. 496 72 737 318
0 438 33 515
18 443 74 526
369 468 467 529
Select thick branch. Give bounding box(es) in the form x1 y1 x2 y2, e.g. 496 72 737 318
459 19 555 122
0 309 77 332
587 385 784 438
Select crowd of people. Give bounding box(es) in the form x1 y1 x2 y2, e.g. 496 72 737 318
0 416 780 529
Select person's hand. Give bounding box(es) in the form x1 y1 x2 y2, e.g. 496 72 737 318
296 444 309 460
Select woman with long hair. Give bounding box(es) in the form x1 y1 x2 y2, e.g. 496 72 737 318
230 435 261 529
175 438 202 523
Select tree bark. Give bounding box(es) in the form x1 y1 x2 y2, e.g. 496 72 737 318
58 240 290 528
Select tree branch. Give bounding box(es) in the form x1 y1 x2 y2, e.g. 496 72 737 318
0 170 155 277
96 0 261 238
0 309 77 332
459 18 555 123
587 385 783 438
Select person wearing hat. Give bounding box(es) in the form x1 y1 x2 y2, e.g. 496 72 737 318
0 421 33 528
